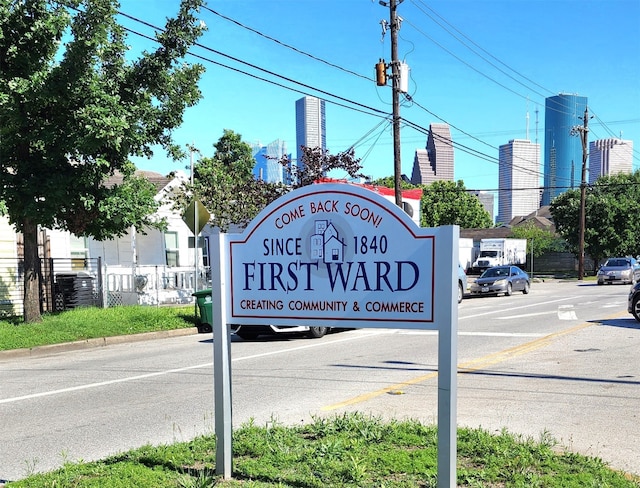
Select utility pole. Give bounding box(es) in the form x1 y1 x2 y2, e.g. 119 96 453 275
390 0 402 207
377 0 403 207
571 106 590 280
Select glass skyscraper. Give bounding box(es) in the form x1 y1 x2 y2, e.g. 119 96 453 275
542 93 588 205
295 96 326 178
251 140 290 184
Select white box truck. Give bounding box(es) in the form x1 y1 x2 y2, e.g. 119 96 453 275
471 238 527 274
459 237 475 273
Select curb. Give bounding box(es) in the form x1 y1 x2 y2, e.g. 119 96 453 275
0 327 201 361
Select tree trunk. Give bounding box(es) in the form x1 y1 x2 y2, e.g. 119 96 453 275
23 218 42 323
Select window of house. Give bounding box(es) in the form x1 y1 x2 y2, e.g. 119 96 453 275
165 232 179 267
70 235 88 269
202 236 210 267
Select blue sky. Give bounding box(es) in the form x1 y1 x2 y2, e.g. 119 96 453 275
118 0 640 200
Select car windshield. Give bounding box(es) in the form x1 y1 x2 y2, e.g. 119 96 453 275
605 259 629 267
482 267 509 278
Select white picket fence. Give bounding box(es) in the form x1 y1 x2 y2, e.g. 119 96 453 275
105 265 211 306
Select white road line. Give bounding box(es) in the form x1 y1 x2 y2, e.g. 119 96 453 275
497 310 557 320
558 309 578 320
459 296 575 320
0 330 387 405
0 363 212 405
354 330 544 338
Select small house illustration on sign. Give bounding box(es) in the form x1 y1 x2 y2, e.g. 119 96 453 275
310 220 345 263
310 234 324 259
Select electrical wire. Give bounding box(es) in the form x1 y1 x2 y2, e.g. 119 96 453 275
200 5 371 83
114 7 638 188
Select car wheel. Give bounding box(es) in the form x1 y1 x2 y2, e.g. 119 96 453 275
505 283 513 296
458 282 464 303
307 326 328 338
632 296 640 322
522 281 530 294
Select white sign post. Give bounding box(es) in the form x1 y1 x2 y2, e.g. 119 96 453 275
211 183 458 486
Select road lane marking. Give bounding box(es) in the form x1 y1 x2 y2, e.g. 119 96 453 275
231 330 389 363
460 296 575 320
321 312 629 412
384 331 544 338
0 363 213 405
497 311 557 320
0 330 388 405
558 308 578 320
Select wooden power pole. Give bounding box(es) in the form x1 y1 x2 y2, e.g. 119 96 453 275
389 0 402 207
572 106 590 280
377 0 404 207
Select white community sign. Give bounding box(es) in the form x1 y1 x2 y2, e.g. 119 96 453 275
209 183 459 487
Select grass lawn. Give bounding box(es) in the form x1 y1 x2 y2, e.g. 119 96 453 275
5 413 639 487
2 307 638 487
0 305 197 351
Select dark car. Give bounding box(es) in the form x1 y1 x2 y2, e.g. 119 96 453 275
458 264 468 304
628 282 640 322
469 265 530 297
597 257 640 285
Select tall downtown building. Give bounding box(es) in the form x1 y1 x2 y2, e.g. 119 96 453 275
588 138 633 184
496 139 541 224
542 93 588 205
295 96 326 176
410 123 454 185
251 139 290 184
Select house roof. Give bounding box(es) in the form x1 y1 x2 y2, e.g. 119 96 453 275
460 227 513 240
103 170 173 193
461 205 556 241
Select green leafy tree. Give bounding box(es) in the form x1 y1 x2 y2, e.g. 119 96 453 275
174 130 288 231
370 176 416 190
0 0 206 322
509 222 564 258
550 170 640 267
420 180 493 228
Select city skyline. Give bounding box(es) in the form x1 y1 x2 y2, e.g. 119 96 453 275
119 1 639 200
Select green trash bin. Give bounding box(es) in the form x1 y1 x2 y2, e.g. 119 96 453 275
192 288 213 333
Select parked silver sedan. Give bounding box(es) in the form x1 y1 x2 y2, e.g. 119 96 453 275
597 257 640 285
469 265 530 297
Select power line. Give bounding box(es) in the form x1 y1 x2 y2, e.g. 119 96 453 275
115 7 637 190
410 0 555 97
201 6 371 82
117 10 522 178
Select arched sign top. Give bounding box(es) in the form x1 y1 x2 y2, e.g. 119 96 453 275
241 184 421 240
226 183 457 330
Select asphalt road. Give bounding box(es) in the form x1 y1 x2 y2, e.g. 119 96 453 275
1 280 638 482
